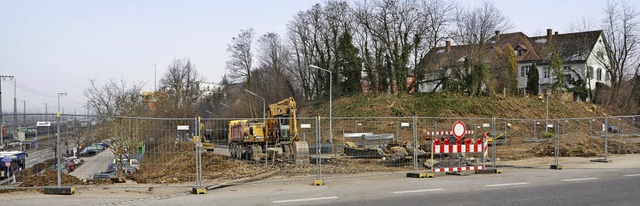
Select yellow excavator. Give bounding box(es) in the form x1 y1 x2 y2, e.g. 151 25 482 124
227 97 309 164
265 97 309 164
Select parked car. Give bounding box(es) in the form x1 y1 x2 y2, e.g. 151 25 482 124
113 158 140 170
48 164 69 174
107 163 138 174
96 142 110 149
91 171 116 180
67 156 83 165
79 146 101 156
63 158 76 172
91 144 106 151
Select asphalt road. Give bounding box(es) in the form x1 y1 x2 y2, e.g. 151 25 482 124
70 149 114 179
126 160 640 206
0 155 639 206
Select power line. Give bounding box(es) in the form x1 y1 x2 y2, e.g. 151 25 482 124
4 79 57 98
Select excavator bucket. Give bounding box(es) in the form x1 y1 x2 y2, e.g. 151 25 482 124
292 141 309 165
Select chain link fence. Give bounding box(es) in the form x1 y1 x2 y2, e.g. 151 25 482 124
2 114 640 191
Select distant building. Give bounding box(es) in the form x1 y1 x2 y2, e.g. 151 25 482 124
420 29 610 97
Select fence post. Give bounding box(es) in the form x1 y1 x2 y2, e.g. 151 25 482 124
313 116 323 186
412 116 417 171
550 119 562 169
605 116 609 161
491 117 496 169
192 116 205 194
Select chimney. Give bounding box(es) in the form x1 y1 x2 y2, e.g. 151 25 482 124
554 31 558 35
495 30 501 42
445 40 451 52
547 28 553 42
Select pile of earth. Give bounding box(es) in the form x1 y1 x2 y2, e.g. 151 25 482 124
129 152 272 184
530 133 640 157
20 170 83 187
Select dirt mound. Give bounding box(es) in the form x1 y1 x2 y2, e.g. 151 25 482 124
20 170 83 187
530 134 640 157
130 152 271 184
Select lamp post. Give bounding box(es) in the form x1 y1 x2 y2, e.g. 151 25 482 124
309 65 333 146
545 89 549 133
56 92 66 187
244 89 265 120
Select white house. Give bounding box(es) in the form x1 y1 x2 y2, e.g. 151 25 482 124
419 29 611 98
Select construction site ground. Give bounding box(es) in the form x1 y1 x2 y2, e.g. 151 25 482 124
1 154 639 206
9 94 640 189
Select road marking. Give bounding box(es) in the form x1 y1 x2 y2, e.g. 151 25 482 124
561 178 598 182
623 174 640 177
485 182 529 187
273 196 339 204
392 188 445 194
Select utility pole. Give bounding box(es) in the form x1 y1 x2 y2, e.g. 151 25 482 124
0 75 15 146
44 102 49 137
21 100 26 126
13 78 17 134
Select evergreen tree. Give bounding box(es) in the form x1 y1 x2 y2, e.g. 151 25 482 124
336 31 362 95
470 61 493 96
503 45 519 95
550 49 565 90
526 63 540 95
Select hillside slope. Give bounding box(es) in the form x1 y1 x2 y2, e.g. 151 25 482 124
301 93 608 118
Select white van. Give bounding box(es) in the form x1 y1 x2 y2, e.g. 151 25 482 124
112 159 140 169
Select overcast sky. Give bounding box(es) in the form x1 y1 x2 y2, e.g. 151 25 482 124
1 0 637 114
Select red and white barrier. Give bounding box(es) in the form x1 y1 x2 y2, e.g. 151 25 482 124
426 130 474 136
429 134 487 173
433 143 484 154
432 166 485 173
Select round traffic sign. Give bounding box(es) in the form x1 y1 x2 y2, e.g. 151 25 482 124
4 162 10 167
452 121 466 140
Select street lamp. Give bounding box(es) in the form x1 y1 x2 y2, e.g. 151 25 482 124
545 89 549 133
244 89 265 120
56 92 66 187
309 65 333 145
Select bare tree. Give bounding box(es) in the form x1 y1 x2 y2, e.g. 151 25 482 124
287 1 352 100
157 58 204 117
256 32 293 99
226 28 255 84
354 0 426 93
411 0 457 92
84 79 145 117
452 1 512 47
565 16 597 33
83 78 146 177
601 0 640 96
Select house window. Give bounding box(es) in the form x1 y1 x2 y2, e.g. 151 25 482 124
598 51 604 59
515 49 523 56
520 66 531 77
597 68 602 81
544 67 551 78
587 66 594 79
563 66 571 71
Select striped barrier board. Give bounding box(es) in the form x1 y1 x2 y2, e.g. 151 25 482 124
425 130 474 136
433 143 484 154
432 166 485 173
